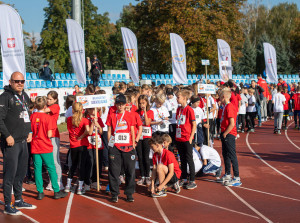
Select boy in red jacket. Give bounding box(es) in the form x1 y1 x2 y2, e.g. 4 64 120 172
292 86 300 129
31 96 67 200
282 87 290 130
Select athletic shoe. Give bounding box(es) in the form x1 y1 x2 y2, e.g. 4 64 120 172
104 166 109 171
136 177 145 186
77 187 83 195
105 185 110 194
237 130 241 133
249 129 255 133
185 181 197 190
282 127 287 130
215 166 223 178
119 175 126 184
224 177 242 187
64 185 71 193
172 181 181 194
54 191 68 199
91 182 99 189
217 174 231 183
277 130 281 134
26 180 35 185
14 200 37 209
84 184 91 192
111 195 118 203
235 134 240 139
241 130 245 133
37 192 45 200
152 190 167 198
274 129 278 134
179 180 188 187
4 204 22 216
126 195 134 202
46 182 53 191
145 177 151 186
258 123 262 127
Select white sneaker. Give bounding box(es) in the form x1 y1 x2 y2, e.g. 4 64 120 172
224 177 242 187
64 185 71 193
235 134 240 139
84 184 91 192
77 187 83 195
217 174 231 183
46 182 53 191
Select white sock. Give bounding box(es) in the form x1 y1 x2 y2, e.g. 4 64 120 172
67 178 72 187
79 181 84 189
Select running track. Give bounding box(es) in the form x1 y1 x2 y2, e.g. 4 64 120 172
0 120 300 222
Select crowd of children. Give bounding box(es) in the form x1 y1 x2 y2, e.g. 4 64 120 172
23 77 300 203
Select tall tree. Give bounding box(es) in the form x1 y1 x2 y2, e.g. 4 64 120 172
275 37 293 74
290 17 300 73
256 33 270 75
238 37 256 74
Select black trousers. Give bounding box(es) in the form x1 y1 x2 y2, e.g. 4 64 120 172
80 147 94 185
283 110 289 127
246 112 256 130
2 140 28 205
203 119 214 145
267 100 273 117
136 138 151 177
221 133 239 177
108 146 136 196
102 131 109 167
168 124 177 152
176 141 195 181
238 114 246 131
216 118 221 135
92 149 104 183
26 142 33 180
68 146 84 179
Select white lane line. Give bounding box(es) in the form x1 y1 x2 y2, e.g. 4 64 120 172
236 187 300 202
200 178 300 202
168 193 259 219
23 213 40 223
153 198 170 223
225 187 272 223
285 122 300 151
246 132 300 186
64 192 74 223
82 195 158 223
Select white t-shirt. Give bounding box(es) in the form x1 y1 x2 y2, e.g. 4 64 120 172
200 145 221 167
273 93 286 113
187 148 203 174
101 106 109 131
192 107 205 125
247 95 256 113
239 94 248 115
167 97 178 124
65 106 73 118
205 96 215 119
151 105 170 133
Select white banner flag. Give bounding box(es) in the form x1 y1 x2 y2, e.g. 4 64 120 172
263 43 277 83
66 19 86 85
0 4 26 86
121 27 139 83
170 33 187 85
217 39 232 82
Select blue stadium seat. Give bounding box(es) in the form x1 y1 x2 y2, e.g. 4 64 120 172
69 81 75 88
232 74 237 79
245 75 250 79
188 75 192 79
109 80 114 86
101 74 107 80
28 81 35 88
286 79 291 84
288 74 292 79
151 74 155 80
74 81 79 86
235 80 240 84
46 81 52 88
237 75 242 79
31 73 38 80
112 74 117 79
192 74 197 80
170 74 173 80
52 81 58 88
61 73 66 80
146 74 151 80
58 81 63 88
165 74 170 79
66 73 72 80
0 72 3 79
214 74 219 80
100 80 104 87
107 74 112 80
156 80 161 85
71 73 76 80
142 74 146 80
188 80 192 85
55 73 61 80
135 82 139 86
35 81 41 88
192 80 196 84
160 74 165 79
26 73 31 80
166 80 171 85
41 81 47 88
64 81 69 87
79 83 85 88
0 81 3 89
104 80 109 86
122 74 126 79
86 75 91 81
155 74 160 80
117 74 121 79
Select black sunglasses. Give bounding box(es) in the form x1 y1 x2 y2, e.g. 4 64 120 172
12 80 25 84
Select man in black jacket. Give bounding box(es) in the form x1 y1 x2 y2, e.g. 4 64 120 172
250 80 264 127
0 72 36 215
91 55 103 87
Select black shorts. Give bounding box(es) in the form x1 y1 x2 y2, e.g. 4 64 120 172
167 172 179 185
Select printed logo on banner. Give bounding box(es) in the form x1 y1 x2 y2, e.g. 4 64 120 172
7 38 15 48
30 93 38 100
172 54 185 63
125 49 136 63
268 59 272 64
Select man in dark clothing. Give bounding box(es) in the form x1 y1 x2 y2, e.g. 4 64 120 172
250 80 264 127
91 55 103 87
39 61 53 80
0 72 36 215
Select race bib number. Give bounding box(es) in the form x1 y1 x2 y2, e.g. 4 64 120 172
108 136 115 148
176 128 181 138
115 133 130 144
142 127 151 137
88 135 102 148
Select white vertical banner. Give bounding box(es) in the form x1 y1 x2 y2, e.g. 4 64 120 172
121 27 139 84
0 4 26 86
217 39 232 82
263 43 277 83
66 19 86 84
170 33 187 85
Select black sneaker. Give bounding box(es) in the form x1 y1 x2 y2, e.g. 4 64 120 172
185 181 197 190
111 195 118 203
37 192 45 200
14 200 37 209
4 204 22 215
179 180 188 188
215 166 223 178
54 191 68 199
126 195 134 202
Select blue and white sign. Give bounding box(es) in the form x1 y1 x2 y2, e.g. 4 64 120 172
201 60 210 66
198 84 216 94
76 95 109 108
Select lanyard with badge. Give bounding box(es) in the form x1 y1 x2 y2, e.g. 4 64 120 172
139 111 151 139
108 111 128 147
220 102 229 123
156 149 164 166
15 94 30 123
176 106 186 138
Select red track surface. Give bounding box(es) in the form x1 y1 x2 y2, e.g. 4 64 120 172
1 120 300 222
